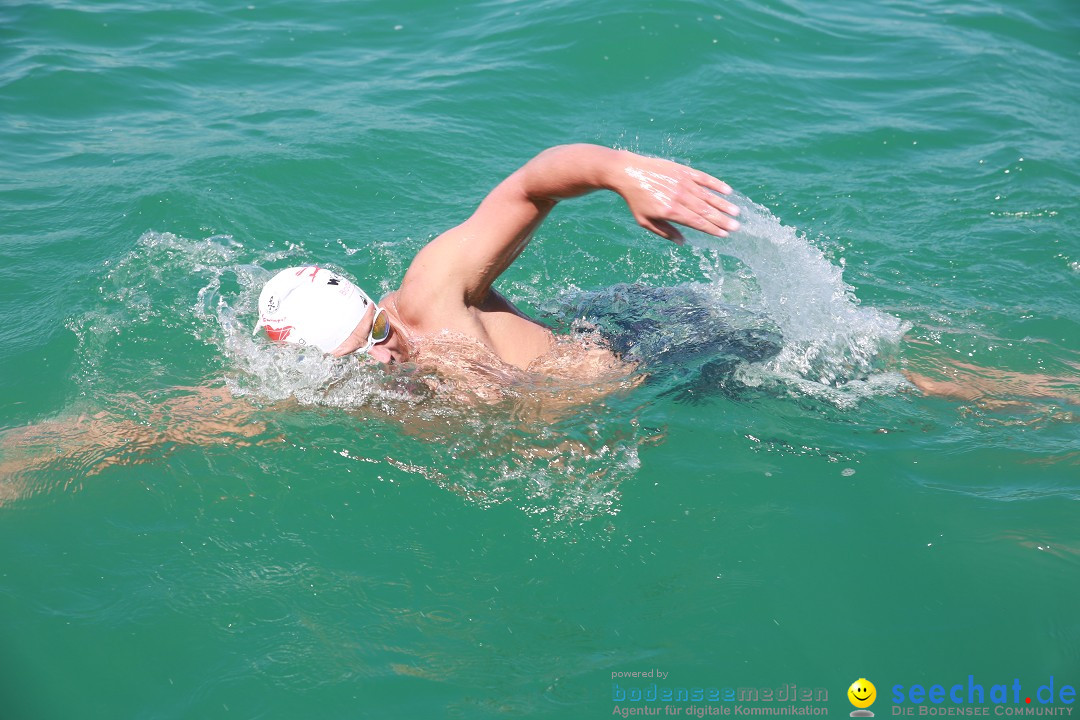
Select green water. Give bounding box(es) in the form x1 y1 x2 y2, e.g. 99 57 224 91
2 1 1078 718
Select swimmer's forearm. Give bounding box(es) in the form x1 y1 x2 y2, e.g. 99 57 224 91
520 143 739 242
518 144 630 202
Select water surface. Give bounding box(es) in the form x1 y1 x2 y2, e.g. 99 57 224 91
1 1 1077 718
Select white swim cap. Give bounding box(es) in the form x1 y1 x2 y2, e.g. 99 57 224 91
253 266 375 353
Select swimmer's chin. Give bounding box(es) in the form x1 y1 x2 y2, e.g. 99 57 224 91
367 345 398 365
339 344 400 366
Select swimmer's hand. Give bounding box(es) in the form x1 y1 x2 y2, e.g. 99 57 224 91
610 152 740 245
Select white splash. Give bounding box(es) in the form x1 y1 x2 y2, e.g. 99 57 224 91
689 194 909 405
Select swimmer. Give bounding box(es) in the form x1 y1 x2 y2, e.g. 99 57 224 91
253 144 741 387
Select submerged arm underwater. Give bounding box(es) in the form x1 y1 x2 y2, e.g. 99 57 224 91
904 360 1080 411
0 385 278 504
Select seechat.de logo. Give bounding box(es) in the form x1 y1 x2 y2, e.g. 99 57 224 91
849 678 877 717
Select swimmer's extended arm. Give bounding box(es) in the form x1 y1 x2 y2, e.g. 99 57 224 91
397 144 740 315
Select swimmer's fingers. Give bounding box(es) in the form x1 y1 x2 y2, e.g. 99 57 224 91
636 190 735 243
664 167 740 237
639 217 685 245
665 204 733 239
686 168 733 196
617 154 739 242
644 185 738 239
692 180 741 221
679 190 742 236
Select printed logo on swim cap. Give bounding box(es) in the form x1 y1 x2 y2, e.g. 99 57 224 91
264 325 293 342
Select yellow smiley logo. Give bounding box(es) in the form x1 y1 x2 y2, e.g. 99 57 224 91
848 678 877 709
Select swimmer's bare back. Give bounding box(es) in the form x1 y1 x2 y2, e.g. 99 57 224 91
332 144 741 379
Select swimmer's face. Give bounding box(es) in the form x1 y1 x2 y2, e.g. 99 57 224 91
330 301 388 357
848 679 876 709
333 301 409 365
